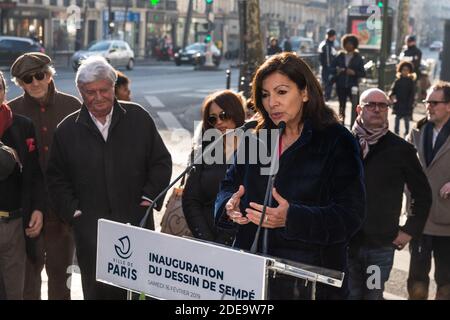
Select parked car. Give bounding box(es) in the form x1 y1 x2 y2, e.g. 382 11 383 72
429 41 443 51
71 40 135 71
0 36 45 66
174 43 221 66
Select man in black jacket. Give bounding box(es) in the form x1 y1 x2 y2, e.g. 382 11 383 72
0 71 45 299
318 28 337 101
46 56 172 299
330 34 366 127
400 35 422 80
349 88 432 300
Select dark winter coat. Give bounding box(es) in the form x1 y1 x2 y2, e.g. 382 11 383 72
318 39 336 69
330 51 366 89
350 132 432 248
46 100 172 298
389 75 416 117
215 120 365 299
1 115 45 260
182 158 228 241
267 45 282 56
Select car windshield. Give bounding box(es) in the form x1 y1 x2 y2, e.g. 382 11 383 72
185 43 205 52
88 42 110 51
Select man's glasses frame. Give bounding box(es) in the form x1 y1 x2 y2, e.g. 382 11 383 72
362 102 390 111
207 111 230 126
422 100 449 107
21 71 46 84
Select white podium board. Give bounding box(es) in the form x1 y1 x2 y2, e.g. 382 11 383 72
96 219 268 300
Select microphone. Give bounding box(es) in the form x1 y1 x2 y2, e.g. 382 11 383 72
250 121 286 254
139 120 258 228
238 120 258 131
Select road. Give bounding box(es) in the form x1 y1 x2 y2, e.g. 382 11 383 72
2 60 438 300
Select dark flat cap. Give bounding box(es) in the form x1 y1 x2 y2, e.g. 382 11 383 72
327 28 337 36
11 52 52 79
0 142 17 181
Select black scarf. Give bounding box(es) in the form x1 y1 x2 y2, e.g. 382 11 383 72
424 118 450 167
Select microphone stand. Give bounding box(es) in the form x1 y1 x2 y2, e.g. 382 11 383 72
250 122 286 254
139 120 258 228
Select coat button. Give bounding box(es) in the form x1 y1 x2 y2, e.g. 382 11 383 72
40 107 46 113
44 146 49 152
42 126 47 132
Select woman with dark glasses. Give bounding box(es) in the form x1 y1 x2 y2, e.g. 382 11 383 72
182 90 245 243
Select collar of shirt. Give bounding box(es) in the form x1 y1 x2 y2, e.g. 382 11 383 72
88 108 114 141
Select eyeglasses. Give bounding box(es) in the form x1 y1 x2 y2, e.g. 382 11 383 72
21 71 46 84
207 111 230 126
422 100 449 107
362 102 390 111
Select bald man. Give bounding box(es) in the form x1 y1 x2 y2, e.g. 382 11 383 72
347 88 432 300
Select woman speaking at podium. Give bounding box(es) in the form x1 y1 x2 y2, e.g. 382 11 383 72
215 53 365 299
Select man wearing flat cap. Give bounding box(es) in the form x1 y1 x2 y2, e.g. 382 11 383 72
1 71 45 300
9 52 82 300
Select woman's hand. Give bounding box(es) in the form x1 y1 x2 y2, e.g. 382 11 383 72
245 188 289 229
226 185 249 225
440 182 450 200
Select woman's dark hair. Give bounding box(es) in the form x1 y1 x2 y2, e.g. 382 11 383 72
201 90 245 130
341 34 359 49
115 71 129 90
397 61 414 74
251 52 338 130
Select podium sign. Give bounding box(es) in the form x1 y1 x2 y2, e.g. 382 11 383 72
96 219 268 300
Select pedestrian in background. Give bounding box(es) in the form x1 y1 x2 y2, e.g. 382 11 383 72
407 82 450 300
348 88 431 300
0 70 45 300
389 61 416 138
399 35 422 81
46 56 172 299
283 36 292 52
318 28 337 101
9 53 81 300
182 90 245 243
267 37 282 56
114 71 131 102
330 34 366 127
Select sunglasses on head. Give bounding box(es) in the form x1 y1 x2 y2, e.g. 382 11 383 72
21 71 46 84
207 111 230 126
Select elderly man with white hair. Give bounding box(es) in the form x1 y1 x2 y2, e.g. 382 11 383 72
46 56 172 299
347 88 432 300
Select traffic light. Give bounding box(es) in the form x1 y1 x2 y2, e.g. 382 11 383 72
205 34 212 43
150 0 160 6
377 1 383 8
205 0 213 4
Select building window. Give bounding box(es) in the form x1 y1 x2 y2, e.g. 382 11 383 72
137 0 147 8
63 0 70 6
50 0 57 5
35 0 43 4
19 0 27 4
76 0 83 7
